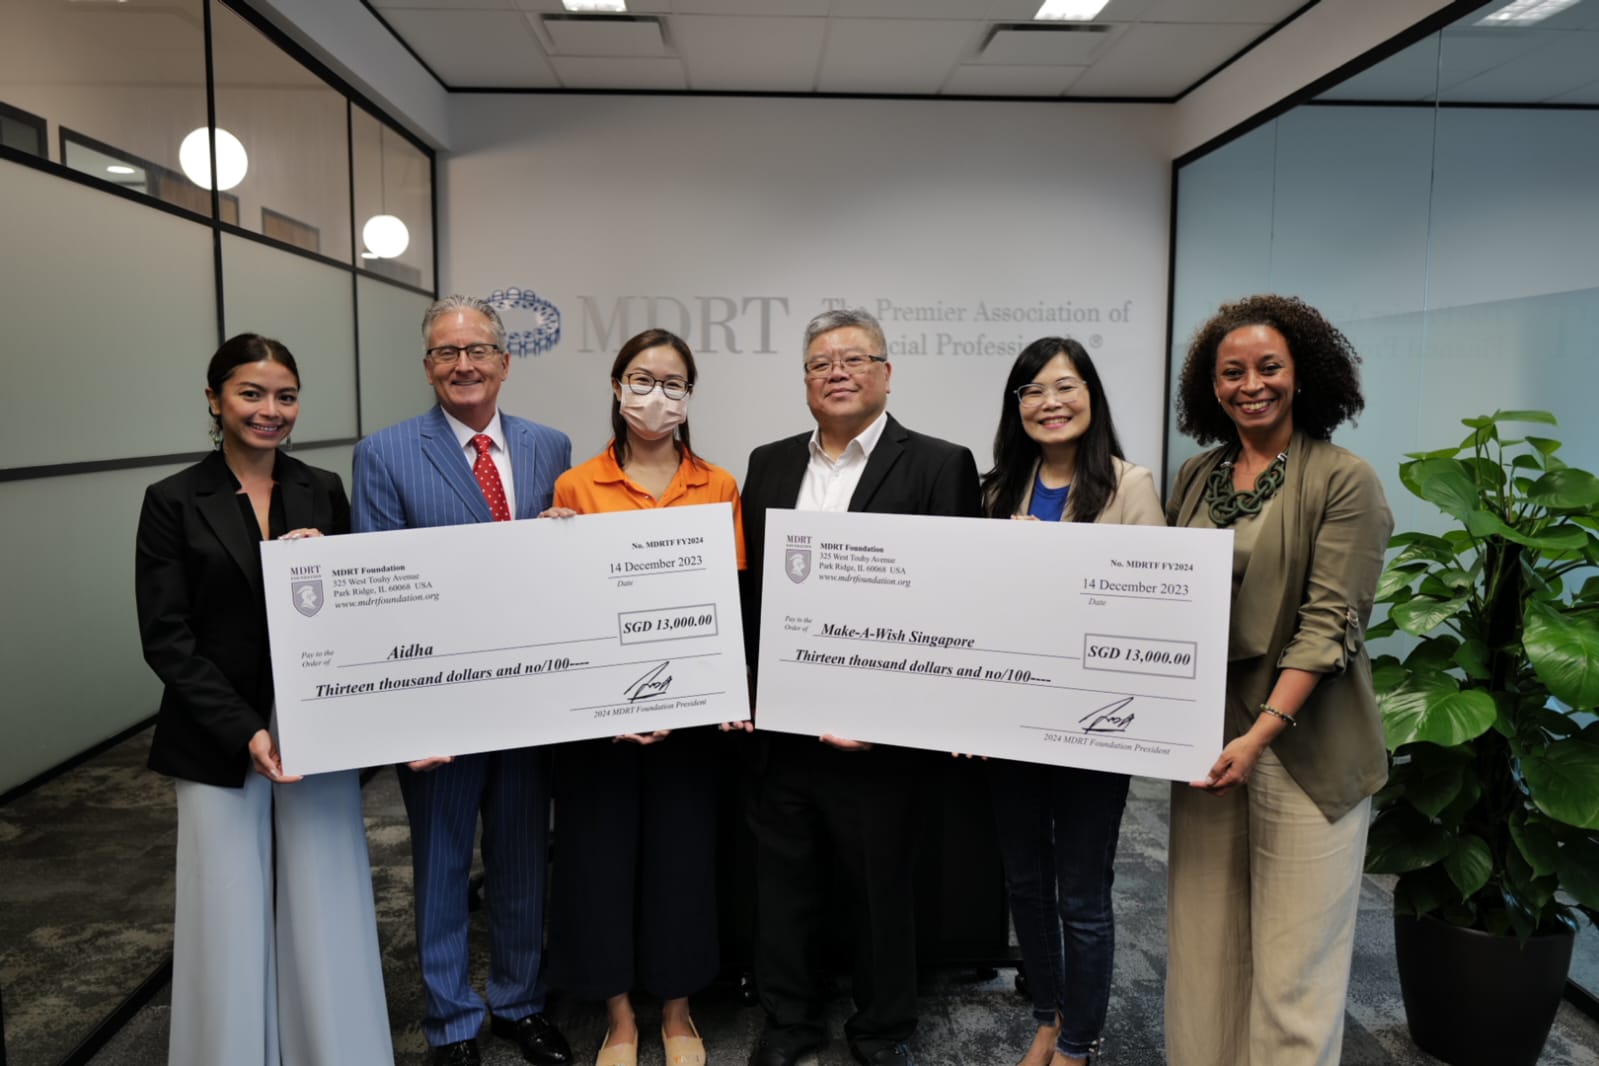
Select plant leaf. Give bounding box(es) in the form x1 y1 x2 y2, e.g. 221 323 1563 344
1376 562 1428 601
1391 596 1467 635
1523 739 1599 829
1445 835 1494 898
1381 680 1497 749
1411 458 1483 519
1523 600 1599 710
1526 436 1562 456
1366 806 1455 874
1512 815 1561 877
1501 524 1591 552
1553 836 1599 910
1453 638 1491 680
1527 468 1599 511
1492 409 1559 426
1405 635 1462 672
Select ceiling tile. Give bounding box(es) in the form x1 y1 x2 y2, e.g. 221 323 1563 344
816 18 983 94
381 8 559 87
374 0 514 9
672 15 826 91
1069 21 1268 96
1136 0 1306 23
548 54 688 88
542 14 670 55
668 0 830 13
978 24 1118 64
943 63 1086 95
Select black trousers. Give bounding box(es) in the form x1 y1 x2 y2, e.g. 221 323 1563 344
748 735 920 1054
549 729 719 1002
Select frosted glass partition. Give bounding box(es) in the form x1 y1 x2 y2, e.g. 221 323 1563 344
353 107 434 290
357 275 436 434
221 234 359 443
0 467 169 791
0 161 216 470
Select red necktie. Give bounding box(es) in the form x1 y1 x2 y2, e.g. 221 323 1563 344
471 434 511 522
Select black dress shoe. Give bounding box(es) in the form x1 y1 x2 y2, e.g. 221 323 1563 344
749 1034 821 1066
850 1042 914 1066
490 1012 573 1065
430 1039 482 1066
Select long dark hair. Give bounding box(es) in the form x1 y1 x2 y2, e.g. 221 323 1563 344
609 328 701 468
206 334 298 446
980 337 1125 522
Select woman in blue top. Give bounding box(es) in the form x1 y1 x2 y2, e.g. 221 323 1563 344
979 337 1164 1066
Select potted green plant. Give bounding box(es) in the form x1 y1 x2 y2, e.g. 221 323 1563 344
1364 410 1599 1066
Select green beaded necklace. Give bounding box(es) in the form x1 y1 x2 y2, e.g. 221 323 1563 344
1205 448 1288 527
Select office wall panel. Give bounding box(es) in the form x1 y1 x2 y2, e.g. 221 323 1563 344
221 233 359 443
442 94 1174 482
0 161 216 471
357 275 436 434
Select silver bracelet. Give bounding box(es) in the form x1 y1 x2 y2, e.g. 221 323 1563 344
1259 703 1296 728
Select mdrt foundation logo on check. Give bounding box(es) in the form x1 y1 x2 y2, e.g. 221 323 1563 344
487 287 561 356
288 565 325 617
785 535 812 584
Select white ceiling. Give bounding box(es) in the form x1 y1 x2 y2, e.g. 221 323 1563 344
365 0 1316 97
1319 0 1599 103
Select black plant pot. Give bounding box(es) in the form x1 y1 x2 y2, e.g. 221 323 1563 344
1394 912 1574 1066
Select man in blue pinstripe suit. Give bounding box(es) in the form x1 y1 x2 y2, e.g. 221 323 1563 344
353 295 574 1066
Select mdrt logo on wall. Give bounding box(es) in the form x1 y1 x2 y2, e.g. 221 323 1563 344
486 287 561 357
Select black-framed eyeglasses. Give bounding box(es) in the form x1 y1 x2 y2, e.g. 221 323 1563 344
426 343 502 366
1014 378 1085 408
804 353 886 379
619 372 692 401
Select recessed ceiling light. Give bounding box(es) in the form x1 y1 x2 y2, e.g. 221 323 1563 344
106 164 136 174
563 0 626 11
1476 0 1581 25
1034 0 1110 20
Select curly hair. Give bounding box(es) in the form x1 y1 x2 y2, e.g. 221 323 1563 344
1175 294 1364 445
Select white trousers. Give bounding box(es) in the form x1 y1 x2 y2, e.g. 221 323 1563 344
170 770 393 1066
1164 748 1371 1066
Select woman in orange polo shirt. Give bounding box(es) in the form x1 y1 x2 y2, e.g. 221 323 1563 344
546 328 744 1066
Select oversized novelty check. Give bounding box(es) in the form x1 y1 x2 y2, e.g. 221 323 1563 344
755 510 1233 782
261 503 745 775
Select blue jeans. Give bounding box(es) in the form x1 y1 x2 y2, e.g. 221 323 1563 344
988 760 1130 1059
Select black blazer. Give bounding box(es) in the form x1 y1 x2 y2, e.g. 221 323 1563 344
738 414 982 672
135 450 351 787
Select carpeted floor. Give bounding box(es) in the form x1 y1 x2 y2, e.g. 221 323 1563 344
6 729 1599 1065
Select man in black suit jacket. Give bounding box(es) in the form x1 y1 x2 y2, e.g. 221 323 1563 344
740 309 981 1066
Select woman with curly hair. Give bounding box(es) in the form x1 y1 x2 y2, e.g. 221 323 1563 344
980 337 1163 1066
1163 296 1393 1066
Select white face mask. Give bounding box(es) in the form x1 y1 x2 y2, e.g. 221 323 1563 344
619 387 688 441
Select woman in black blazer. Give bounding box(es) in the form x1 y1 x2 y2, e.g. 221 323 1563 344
135 334 392 1066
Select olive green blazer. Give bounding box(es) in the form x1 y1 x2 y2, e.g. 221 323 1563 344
1169 431 1394 821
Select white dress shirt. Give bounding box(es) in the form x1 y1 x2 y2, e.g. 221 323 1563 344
441 408 517 517
796 411 889 513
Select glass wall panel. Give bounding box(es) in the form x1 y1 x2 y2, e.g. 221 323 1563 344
211 2 352 262
353 106 434 290
0 0 211 216
221 233 359 442
358 274 437 433
0 162 216 470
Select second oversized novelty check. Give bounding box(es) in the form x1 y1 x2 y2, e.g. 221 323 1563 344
755 511 1234 782
261 503 745 776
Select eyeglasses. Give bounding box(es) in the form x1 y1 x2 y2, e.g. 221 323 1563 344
1014 378 1085 408
619 372 692 401
425 344 502 366
804 353 887 379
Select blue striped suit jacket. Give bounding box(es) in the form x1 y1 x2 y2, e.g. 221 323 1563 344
351 405 571 533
